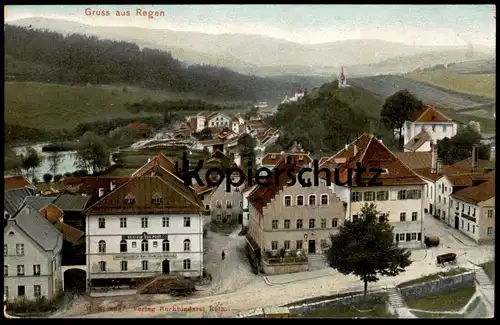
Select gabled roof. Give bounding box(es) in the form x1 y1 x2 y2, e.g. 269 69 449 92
9 203 63 252
320 134 373 168
248 155 305 214
132 153 175 177
404 129 432 152
409 105 452 123
451 175 495 205
206 149 232 165
443 174 480 188
86 176 203 215
413 164 474 182
53 221 85 246
53 193 91 212
4 175 35 191
4 187 37 215
206 112 230 121
23 196 56 211
63 176 131 207
394 152 433 171
337 134 426 186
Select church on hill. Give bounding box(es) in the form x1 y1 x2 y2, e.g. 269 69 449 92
338 66 350 88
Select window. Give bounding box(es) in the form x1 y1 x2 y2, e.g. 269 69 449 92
309 218 315 229
226 201 232 208
332 218 338 228
352 215 359 222
98 240 106 253
98 217 105 228
184 239 191 251
487 227 494 236
271 241 278 250
132 242 137 248
443 125 447 132
461 220 464 229
406 233 411 242
17 265 25 276
467 223 470 231
99 261 106 272
216 200 222 208
309 195 316 205
33 265 41 276
284 219 290 229
120 217 127 228
321 218 326 228
142 261 148 271
272 220 278 229
284 240 290 250
364 191 375 201
183 259 191 270
152 194 162 204
162 240 170 252
351 192 361 202
400 213 406 222
18 286 25 297
399 233 405 241
296 219 303 229
411 212 418 221
462 203 464 212
184 217 191 227
16 244 24 256
284 196 291 207
411 233 417 241
321 194 328 205
397 190 407 200
4 244 7 256
468 206 471 215
162 217 170 227
472 225 475 234
297 195 304 206
376 191 388 201
4 266 8 276
121 261 127 271
418 233 422 241
443 198 447 205
141 240 149 252
296 240 303 250
216 214 222 222
438 196 441 203
472 208 476 216
141 217 148 228
124 194 136 204
408 189 422 199
488 209 494 218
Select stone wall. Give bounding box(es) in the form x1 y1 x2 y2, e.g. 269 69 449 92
399 271 475 299
262 261 308 275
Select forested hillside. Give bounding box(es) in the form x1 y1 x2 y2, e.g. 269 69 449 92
4 25 303 101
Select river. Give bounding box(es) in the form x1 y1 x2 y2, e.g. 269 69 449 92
13 143 78 181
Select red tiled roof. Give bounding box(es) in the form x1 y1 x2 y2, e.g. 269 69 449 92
451 175 495 205
4 175 34 190
394 152 433 170
409 105 452 123
261 152 311 167
248 155 305 214
337 134 425 186
63 176 131 207
132 153 175 177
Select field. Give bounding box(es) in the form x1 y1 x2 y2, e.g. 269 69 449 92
5 82 245 131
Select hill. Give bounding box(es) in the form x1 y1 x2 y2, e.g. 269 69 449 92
405 59 496 99
4 25 310 102
8 17 495 77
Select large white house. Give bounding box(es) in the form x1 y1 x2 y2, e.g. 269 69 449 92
4 204 64 301
402 105 458 152
85 173 204 288
321 134 426 249
206 112 231 128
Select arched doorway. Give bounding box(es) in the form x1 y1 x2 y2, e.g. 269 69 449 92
162 259 170 274
64 269 86 293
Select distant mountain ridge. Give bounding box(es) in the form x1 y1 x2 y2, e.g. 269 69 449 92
8 17 495 77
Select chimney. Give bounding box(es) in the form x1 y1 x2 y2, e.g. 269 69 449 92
99 188 105 197
431 141 438 173
110 181 116 192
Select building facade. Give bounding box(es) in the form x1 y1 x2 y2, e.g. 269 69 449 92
4 204 63 301
209 178 244 225
86 175 204 288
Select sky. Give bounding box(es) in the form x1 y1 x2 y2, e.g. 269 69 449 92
4 5 496 47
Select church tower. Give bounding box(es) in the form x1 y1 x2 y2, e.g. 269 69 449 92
338 66 348 88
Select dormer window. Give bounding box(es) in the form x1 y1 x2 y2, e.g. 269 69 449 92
152 193 162 204
381 168 389 174
124 193 136 204
298 155 304 161
271 154 276 159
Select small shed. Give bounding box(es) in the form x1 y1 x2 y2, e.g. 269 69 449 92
263 307 291 318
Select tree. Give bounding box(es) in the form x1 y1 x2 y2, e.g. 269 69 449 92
264 143 283 154
21 147 43 181
54 174 63 182
47 151 63 176
380 89 423 149
437 125 490 165
75 131 109 174
43 173 53 183
325 203 412 296
237 134 257 169
244 107 259 120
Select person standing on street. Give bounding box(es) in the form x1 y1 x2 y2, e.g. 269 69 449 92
221 249 225 260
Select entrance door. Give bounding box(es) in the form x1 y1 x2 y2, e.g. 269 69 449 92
308 240 316 254
162 259 170 274
429 204 433 214
238 214 243 224
454 216 460 230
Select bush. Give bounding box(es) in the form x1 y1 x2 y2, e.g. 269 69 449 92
7 296 59 314
54 174 63 182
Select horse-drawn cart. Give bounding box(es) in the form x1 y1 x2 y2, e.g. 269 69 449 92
436 253 457 267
